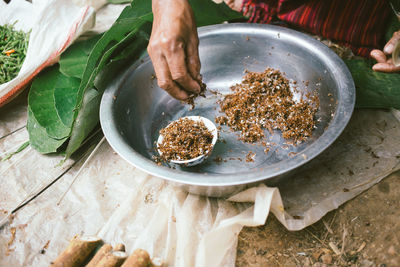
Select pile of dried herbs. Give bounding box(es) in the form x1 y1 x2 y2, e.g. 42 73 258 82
158 118 214 161
0 24 29 84
216 68 319 144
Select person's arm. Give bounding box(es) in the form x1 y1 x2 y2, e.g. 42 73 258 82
147 0 201 100
370 30 400 73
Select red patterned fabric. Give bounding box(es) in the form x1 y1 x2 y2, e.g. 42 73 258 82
242 0 393 57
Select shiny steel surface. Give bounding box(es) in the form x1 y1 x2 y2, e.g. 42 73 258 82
100 23 355 197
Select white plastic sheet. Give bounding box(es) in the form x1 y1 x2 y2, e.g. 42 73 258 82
0 0 95 107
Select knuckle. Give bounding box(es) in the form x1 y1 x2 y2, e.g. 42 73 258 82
172 72 187 81
158 80 173 90
147 42 159 53
161 37 184 52
188 57 199 65
147 45 153 55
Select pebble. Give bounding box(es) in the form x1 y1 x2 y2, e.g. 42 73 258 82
302 257 311 267
360 259 376 267
321 253 332 264
312 250 323 261
388 245 396 255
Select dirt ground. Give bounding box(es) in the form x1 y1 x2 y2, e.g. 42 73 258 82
236 170 400 267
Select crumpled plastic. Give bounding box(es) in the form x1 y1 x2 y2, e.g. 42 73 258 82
0 0 95 107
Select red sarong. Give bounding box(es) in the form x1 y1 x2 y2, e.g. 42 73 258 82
242 0 393 57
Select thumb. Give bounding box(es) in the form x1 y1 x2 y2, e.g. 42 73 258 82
383 31 400 54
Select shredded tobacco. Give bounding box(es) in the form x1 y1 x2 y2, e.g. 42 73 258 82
245 151 256 162
216 68 319 144
6 227 17 256
185 82 207 110
157 118 214 161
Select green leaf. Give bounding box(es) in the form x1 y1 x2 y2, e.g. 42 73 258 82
28 66 72 140
59 34 102 79
189 0 244 26
64 3 153 157
345 59 400 109
54 75 81 127
65 88 102 158
27 106 68 154
1 141 29 161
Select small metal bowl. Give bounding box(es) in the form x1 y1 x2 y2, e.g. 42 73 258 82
157 116 218 167
100 23 355 197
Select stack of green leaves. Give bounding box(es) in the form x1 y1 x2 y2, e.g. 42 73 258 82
27 0 243 157
0 24 29 84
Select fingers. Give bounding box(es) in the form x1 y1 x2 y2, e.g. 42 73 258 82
372 62 400 73
224 0 235 9
148 49 189 100
370 49 387 63
165 40 201 93
371 49 400 73
186 38 201 83
224 0 243 11
383 31 400 55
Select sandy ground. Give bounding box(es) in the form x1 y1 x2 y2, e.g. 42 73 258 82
236 170 400 267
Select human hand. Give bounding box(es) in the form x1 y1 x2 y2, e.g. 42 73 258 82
148 0 201 100
224 0 243 12
370 30 400 73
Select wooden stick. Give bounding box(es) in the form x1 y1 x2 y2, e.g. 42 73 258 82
50 236 102 267
57 136 106 205
115 243 126 252
97 251 128 267
86 243 113 267
122 249 151 267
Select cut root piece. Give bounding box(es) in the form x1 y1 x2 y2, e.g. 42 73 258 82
97 251 128 267
122 249 152 267
114 243 126 252
86 243 113 267
50 236 102 267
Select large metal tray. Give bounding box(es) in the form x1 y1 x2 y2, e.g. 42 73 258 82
100 23 355 196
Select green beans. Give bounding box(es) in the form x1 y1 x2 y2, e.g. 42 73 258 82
0 24 30 84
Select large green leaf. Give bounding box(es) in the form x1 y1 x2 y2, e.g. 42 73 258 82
65 88 102 158
28 66 72 140
27 106 68 154
345 59 400 109
64 2 153 157
54 75 81 127
189 0 244 26
59 35 102 79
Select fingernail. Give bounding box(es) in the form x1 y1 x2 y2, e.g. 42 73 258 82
384 44 394 54
196 74 202 81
